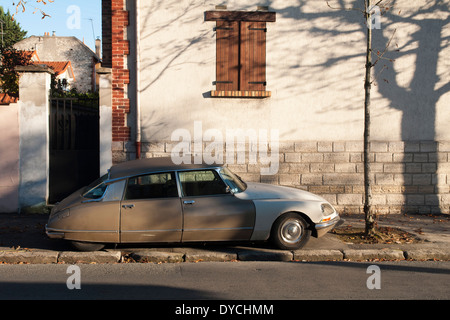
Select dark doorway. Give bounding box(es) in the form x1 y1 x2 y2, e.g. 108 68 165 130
49 97 100 204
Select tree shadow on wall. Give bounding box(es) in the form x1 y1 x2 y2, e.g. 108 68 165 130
273 0 450 214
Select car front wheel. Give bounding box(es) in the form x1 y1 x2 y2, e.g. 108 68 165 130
271 213 311 250
70 241 105 252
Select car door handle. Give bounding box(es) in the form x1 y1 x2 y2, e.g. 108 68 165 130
122 204 135 209
183 200 195 205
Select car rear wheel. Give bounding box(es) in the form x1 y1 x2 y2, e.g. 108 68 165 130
271 213 311 250
70 241 105 252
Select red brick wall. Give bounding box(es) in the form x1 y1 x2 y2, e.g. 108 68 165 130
102 0 131 142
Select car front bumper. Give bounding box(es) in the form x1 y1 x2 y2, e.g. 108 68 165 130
45 225 65 239
315 216 343 237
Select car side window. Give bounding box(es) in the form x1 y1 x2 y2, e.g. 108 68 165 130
125 172 178 200
84 183 107 200
83 174 109 200
179 170 228 197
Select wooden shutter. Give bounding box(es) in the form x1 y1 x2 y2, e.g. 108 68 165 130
240 21 266 91
216 20 239 91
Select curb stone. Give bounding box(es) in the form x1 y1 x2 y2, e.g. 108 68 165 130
404 249 450 261
343 249 405 261
58 251 122 264
1 248 450 264
184 252 238 262
237 249 293 261
0 250 58 264
293 249 344 261
130 250 184 263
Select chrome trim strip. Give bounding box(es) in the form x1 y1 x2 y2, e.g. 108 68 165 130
106 166 224 186
183 227 253 231
47 232 64 236
45 225 65 238
121 229 182 233
106 167 235 201
45 227 117 234
315 216 340 229
174 170 182 198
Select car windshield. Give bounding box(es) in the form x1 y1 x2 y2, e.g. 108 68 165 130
219 167 247 193
83 174 109 199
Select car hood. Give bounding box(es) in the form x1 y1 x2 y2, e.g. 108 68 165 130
237 182 326 202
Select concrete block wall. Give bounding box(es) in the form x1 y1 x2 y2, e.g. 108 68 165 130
112 139 450 215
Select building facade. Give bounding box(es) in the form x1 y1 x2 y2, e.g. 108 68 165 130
101 0 450 214
14 33 100 92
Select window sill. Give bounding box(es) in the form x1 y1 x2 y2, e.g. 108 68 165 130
210 90 271 98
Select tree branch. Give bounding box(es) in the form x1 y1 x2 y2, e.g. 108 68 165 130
11 0 54 20
371 64 388 85
325 1 365 14
372 28 397 67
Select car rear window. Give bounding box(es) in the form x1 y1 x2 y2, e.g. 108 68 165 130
178 170 228 197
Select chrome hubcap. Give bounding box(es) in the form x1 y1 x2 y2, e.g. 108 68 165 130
280 219 303 244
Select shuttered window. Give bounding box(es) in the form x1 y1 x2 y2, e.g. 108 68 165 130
205 10 276 98
215 20 239 91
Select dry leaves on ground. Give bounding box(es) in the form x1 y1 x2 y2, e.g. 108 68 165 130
332 225 421 244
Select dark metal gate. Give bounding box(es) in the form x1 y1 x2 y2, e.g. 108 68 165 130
49 97 100 204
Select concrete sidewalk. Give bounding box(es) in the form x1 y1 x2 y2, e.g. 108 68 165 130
0 213 449 264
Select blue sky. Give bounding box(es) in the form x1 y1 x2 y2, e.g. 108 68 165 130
3 0 101 52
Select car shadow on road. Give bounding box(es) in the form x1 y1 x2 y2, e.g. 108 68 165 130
301 260 450 275
0 213 279 253
0 281 219 300
0 212 339 254
0 213 72 251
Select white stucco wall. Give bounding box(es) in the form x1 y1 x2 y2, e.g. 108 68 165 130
99 70 113 175
134 0 450 143
18 70 52 212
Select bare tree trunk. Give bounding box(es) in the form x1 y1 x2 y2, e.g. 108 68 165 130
364 0 375 237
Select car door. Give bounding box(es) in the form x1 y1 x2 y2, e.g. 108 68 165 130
120 171 183 243
178 169 256 242
61 179 124 243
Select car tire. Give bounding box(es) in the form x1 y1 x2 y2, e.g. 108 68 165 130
70 241 105 252
271 213 311 250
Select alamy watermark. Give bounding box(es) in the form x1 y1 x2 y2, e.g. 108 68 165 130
367 5 381 30
63 263 380 292
66 5 81 30
170 121 280 175
366 265 381 290
66 265 81 290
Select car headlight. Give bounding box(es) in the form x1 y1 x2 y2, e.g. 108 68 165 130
321 203 335 216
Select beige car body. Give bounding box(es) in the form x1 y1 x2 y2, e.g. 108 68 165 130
46 158 340 248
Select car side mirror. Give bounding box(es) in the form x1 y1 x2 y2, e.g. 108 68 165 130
225 186 235 195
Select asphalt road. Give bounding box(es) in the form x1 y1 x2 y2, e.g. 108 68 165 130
0 261 449 301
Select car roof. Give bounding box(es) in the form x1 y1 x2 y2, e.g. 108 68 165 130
108 157 223 180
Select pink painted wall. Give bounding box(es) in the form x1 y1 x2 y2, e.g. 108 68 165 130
0 103 20 213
